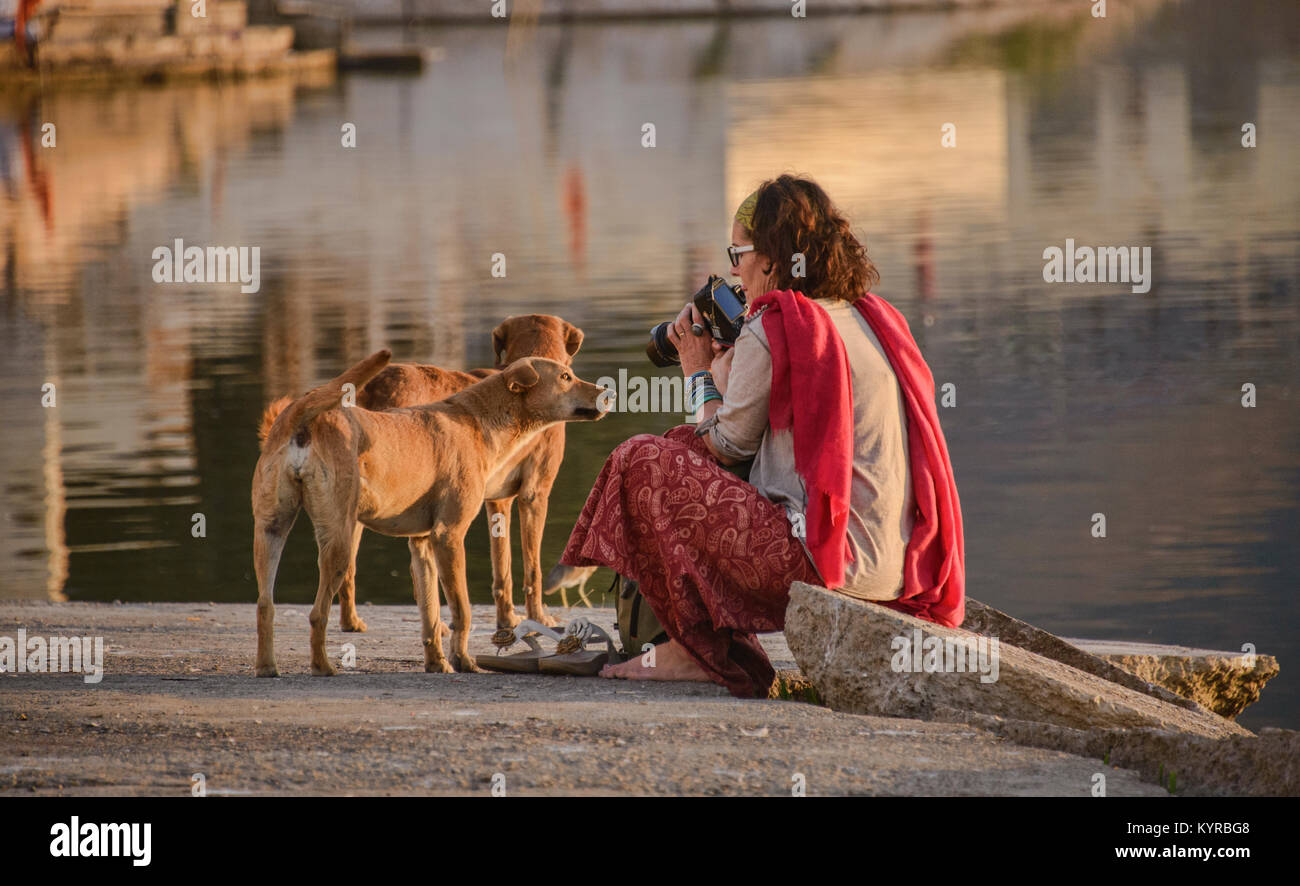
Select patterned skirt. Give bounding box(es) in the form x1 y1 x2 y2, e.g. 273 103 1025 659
560 424 819 698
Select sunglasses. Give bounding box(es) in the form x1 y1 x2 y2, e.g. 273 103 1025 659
726 244 755 268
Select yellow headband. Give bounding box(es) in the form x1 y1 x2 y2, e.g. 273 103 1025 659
734 189 759 232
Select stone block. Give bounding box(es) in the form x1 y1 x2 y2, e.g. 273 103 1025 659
1066 638 1279 720
784 582 1249 740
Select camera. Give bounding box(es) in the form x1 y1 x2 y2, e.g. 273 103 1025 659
645 275 748 367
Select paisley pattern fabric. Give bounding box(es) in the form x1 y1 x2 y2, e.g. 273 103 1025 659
560 424 819 698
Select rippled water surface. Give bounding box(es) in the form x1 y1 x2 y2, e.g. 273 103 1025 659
1 0 1297 728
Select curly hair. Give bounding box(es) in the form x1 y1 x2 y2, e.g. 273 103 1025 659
740 174 879 303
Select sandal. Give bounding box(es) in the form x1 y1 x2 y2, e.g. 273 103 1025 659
537 618 625 676
475 620 566 673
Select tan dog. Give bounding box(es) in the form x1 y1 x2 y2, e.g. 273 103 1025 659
251 350 608 676
258 314 583 633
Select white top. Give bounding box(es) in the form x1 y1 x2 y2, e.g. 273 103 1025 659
697 297 914 600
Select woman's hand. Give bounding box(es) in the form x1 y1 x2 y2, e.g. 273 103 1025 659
670 302 718 377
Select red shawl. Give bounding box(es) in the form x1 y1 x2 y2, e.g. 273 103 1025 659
751 289 965 628
749 290 856 588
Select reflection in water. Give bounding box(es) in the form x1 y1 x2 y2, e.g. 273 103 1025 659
0 0 1297 728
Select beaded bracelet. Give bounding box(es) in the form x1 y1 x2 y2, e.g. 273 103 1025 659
689 386 722 412
686 371 722 420
686 370 715 396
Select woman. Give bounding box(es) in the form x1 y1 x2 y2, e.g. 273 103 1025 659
560 174 965 698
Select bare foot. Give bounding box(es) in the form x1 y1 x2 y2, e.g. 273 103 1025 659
599 640 712 683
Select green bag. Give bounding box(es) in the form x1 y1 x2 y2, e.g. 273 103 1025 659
615 574 668 657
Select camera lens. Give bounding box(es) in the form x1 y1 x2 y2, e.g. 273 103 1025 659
645 321 680 367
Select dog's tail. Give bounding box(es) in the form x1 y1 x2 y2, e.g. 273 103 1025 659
260 350 392 450
257 397 292 449
542 562 598 595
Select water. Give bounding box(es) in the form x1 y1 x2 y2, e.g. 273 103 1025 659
1 0 1296 729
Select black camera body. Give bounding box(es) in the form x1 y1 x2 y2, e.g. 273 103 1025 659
645 275 748 367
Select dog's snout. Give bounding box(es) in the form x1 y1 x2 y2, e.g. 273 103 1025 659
570 379 610 420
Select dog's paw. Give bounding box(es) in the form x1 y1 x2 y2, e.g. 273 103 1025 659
452 653 485 674
528 610 560 629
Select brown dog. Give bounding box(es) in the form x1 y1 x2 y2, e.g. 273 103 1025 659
258 314 583 633
251 350 608 676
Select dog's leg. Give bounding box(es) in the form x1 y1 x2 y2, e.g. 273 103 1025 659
253 513 295 677
432 530 484 674
485 498 520 630
518 487 559 627
308 526 353 676
575 574 594 608
338 523 368 633
409 535 454 673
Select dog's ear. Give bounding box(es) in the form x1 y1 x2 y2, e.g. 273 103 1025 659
504 360 540 394
563 321 584 360
491 320 510 368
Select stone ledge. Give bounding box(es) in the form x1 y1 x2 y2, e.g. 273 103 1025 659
784 582 1249 741
960 598 1211 712
0 601 1173 795
1065 638 1279 720
941 709 1299 797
